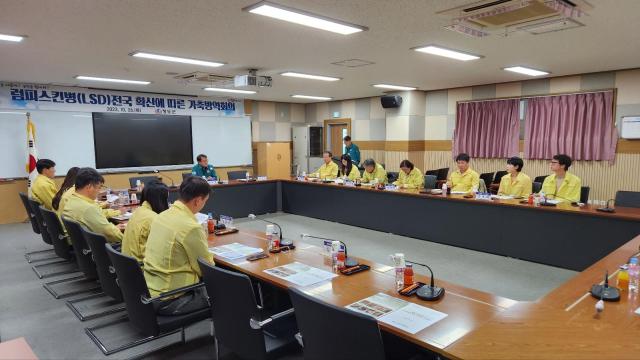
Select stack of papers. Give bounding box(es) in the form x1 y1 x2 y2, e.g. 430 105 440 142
346 293 447 334
264 262 337 287
450 191 468 195
491 195 514 200
209 242 263 260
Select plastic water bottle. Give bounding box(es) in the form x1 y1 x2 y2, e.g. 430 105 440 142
628 257 639 292
441 182 448 196
391 253 405 291
266 224 275 251
331 241 341 272
245 171 250 180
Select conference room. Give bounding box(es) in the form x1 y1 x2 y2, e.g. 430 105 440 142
1 0 640 359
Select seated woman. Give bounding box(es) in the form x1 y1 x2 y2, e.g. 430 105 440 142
122 180 169 262
393 160 424 189
497 157 532 198
339 154 361 181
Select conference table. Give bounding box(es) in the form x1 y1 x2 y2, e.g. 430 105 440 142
175 179 640 359
170 179 640 271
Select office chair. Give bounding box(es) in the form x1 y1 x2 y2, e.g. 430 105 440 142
493 171 507 184
614 191 640 208
532 182 542 194
227 170 248 181
66 229 125 321
580 186 590 204
424 175 437 190
387 172 399 184
199 260 298 360
128 176 160 189
28 200 74 279
288 287 385 360
182 172 193 180
425 169 439 177
20 194 57 263
85 245 211 356
533 175 548 184
436 168 449 181
479 173 495 190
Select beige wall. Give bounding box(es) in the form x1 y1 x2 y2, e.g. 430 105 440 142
0 166 252 225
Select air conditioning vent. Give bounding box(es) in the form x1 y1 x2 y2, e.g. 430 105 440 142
517 17 584 34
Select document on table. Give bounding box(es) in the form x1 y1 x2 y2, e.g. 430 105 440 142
264 262 337 287
450 191 468 194
491 195 514 200
543 199 562 205
346 292 447 334
210 242 263 260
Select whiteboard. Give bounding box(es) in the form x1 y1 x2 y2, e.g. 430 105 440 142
0 109 252 178
621 116 640 139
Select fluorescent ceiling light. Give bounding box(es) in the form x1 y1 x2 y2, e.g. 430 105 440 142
0 111 26 115
243 1 367 35
204 87 256 94
131 52 224 67
503 66 549 77
281 72 340 81
413 45 481 61
0 34 24 42
291 95 332 100
75 76 151 85
373 84 416 91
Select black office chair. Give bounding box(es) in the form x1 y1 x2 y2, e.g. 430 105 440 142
289 287 386 360
21 195 57 263
182 172 193 180
61 217 98 281
128 176 160 189
615 191 640 208
85 245 211 356
532 182 542 194
28 200 73 279
40 208 100 299
580 186 590 204
227 170 248 181
199 260 298 360
479 172 495 190
493 171 507 184
534 175 548 184
436 168 449 181
18 192 43 236
66 229 125 321
425 169 439 177
385 171 398 183
424 175 437 190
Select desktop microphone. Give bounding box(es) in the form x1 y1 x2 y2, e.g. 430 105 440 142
300 234 358 267
590 270 620 301
248 214 292 247
405 260 445 301
596 199 616 213
153 170 178 189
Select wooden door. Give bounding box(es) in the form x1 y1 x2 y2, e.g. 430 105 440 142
330 124 347 157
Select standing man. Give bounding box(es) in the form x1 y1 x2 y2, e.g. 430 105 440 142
31 159 58 211
343 136 360 166
448 153 480 193
191 154 217 180
540 154 582 203
143 176 214 315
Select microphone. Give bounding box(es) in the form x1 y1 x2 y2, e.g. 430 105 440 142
248 214 292 247
596 199 616 213
300 234 357 267
590 270 620 301
404 260 445 301
153 170 178 188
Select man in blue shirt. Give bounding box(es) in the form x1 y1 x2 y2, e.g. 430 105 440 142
343 136 360 166
191 154 217 180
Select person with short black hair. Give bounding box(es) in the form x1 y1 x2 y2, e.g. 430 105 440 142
361 158 387 184
540 154 582 203
122 181 169 262
191 154 217 180
143 176 214 315
62 167 125 243
498 157 532 197
311 151 339 179
448 153 480 192
31 159 58 210
394 160 424 189
339 154 361 181
343 135 360 166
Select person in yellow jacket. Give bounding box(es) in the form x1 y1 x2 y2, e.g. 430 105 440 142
31 159 58 211
122 181 169 262
338 154 361 181
540 154 582 203
62 168 125 244
311 151 339 179
361 159 388 184
52 167 79 216
498 157 532 198
394 160 424 189
448 153 480 193
143 176 213 315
